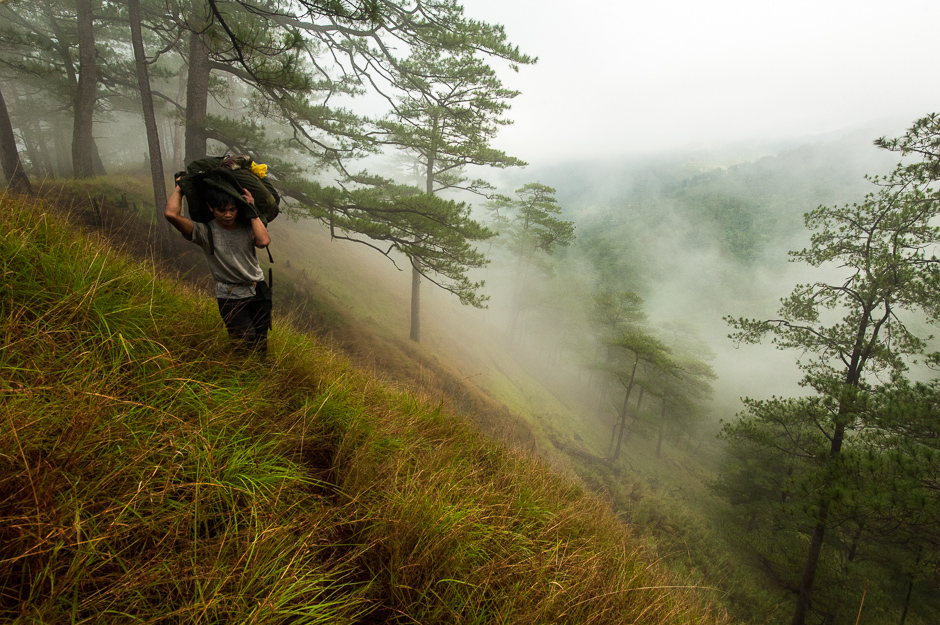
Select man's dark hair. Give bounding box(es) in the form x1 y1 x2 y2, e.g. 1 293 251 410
204 185 238 210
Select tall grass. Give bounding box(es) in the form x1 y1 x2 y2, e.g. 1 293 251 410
1 191 727 623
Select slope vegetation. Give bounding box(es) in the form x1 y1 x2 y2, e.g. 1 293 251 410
0 191 727 623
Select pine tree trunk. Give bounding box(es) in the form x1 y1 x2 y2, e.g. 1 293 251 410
92 141 107 176
791 419 847 625
656 397 666 458
899 576 913 625
31 117 56 179
609 387 631 457
19 122 43 179
5 79 56 180
625 386 644 449
410 260 421 342
611 356 639 461
129 0 168 223
72 0 97 178
0 84 32 195
791 515 828 625
410 149 437 344
172 67 187 170
184 31 211 164
54 122 73 178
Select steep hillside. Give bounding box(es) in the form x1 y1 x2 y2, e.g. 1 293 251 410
0 191 729 622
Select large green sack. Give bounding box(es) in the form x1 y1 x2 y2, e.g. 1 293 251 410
177 155 280 225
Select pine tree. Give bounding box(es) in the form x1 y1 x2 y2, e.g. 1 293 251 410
285 173 493 313
488 183 575 340
724 113 940 625
128 0 168 221
376 40 531 341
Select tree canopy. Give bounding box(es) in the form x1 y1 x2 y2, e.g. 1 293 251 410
0 0 535 331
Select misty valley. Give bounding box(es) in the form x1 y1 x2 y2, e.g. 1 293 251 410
434 126 940 624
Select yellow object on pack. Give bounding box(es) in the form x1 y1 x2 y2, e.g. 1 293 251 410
250 162 268 178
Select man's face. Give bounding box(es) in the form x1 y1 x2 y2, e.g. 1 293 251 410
211 202 238 228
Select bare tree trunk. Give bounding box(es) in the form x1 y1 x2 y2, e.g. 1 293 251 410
184 31 211 164
43 6 76 178
792 502 828 623
129 0 168 221
2 82 47 179
0 84 32 195
72 0 97 178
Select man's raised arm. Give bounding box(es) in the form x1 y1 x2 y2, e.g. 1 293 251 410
164 183 194 239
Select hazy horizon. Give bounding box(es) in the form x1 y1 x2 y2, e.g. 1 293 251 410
460 0 940 166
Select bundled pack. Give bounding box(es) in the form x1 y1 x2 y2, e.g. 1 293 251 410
177 155 280 224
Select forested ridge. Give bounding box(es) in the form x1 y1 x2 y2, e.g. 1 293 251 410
2 1 940 623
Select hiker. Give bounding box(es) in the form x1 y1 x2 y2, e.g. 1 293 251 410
164 177 273 356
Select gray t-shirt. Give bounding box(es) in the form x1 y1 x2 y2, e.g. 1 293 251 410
190 221 264 299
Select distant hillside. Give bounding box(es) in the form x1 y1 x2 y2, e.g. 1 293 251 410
565 128 896 273
489 133 885 316
510 121 906 212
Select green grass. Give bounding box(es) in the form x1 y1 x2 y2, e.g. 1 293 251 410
0 190 728 623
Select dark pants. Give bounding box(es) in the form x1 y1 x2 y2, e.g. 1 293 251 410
217 281 272 355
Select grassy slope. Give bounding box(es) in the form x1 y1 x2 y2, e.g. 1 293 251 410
0 190 729 623
270 217 599 453
268 209 792 622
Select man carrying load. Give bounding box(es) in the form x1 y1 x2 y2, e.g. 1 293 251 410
164 168 273 357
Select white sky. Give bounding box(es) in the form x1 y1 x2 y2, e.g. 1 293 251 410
460 0 940 164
